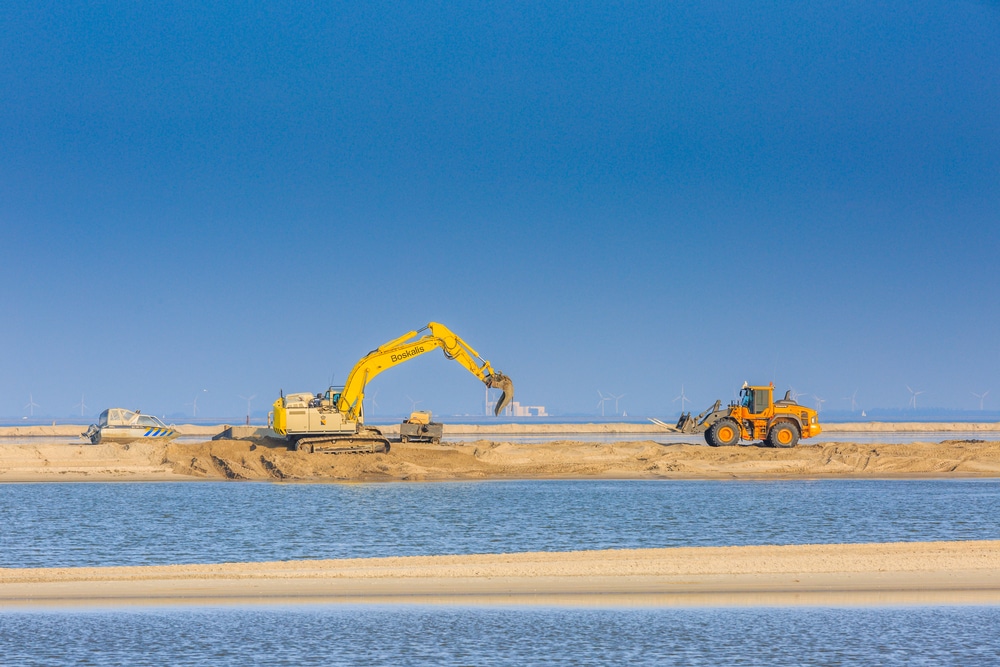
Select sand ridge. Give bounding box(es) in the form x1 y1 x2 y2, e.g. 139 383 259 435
1 438 1000 482
3 541 999 608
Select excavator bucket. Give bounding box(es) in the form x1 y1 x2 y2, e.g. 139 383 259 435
488 372 514 416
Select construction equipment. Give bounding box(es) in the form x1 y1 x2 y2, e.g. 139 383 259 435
270 322 513 453
674 400 723 434
673 383 821 447
399 411 444 444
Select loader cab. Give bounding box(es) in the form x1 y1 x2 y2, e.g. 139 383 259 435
740 386 773 415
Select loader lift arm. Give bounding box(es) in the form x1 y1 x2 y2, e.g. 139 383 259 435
337 322 514 420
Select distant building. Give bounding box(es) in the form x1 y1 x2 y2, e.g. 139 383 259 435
485 388 547 417
509 401 547 417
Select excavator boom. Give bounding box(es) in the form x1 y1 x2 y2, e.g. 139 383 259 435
338 322 514 420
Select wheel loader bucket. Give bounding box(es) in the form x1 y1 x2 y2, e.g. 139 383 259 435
488 372 514 416
675 412 698 433
676 400 725 433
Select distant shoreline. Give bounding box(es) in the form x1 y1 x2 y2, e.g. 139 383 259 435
3 421 1000 439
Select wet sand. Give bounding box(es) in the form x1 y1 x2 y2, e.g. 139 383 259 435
2 541 998 608
1 437 999 482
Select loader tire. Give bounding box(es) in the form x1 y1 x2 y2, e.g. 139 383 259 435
706 419 741 447
767 421 799 448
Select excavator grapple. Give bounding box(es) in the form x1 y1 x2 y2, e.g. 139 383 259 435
487 372 514 416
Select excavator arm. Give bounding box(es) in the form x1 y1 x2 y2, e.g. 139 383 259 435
337 322 514 420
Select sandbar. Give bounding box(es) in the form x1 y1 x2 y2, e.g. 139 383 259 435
2 541 998 608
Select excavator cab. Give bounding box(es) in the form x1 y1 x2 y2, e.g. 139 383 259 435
320 388 342 408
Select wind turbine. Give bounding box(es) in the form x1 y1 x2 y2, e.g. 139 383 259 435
813 395 827 412
365 390 379 416
673 385 691 413
789 386 805 402
842 390 858 412
406 395 422 413
187 389 208 418
906 385 923 410
609 393 625 416
24 393 40 417
972 390 990 411
73 394 88 417
596 390 611 417
238 394 256 423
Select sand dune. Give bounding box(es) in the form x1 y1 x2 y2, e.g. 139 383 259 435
1 437 999 482
2 541 998 608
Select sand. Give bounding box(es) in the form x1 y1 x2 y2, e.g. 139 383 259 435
3 421 1000 439
1 437 999 482
2 541 998 608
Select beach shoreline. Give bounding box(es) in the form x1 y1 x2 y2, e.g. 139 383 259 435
3 541 999 609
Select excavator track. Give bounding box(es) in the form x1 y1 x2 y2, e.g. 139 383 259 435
292 427 391 454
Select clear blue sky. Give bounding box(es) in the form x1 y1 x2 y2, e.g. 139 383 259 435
2 1 998 421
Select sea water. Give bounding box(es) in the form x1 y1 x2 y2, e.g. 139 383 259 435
3 479 1000 665
2 605 1000 665
0 479 998 567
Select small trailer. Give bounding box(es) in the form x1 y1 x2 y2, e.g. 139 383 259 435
399 411 444 443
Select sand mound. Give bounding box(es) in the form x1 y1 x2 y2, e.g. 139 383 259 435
2 438 1000 482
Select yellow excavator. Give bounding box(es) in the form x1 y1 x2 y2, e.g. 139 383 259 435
270 322 514 453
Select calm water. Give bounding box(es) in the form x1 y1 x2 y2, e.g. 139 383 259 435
1 479 999 568
2 605 1000 665
3 479 1000 665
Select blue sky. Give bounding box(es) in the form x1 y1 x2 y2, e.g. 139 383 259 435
2 1 998 421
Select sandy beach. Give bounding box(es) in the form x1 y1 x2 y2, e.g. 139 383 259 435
1 437 999 482
2 541 998 608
